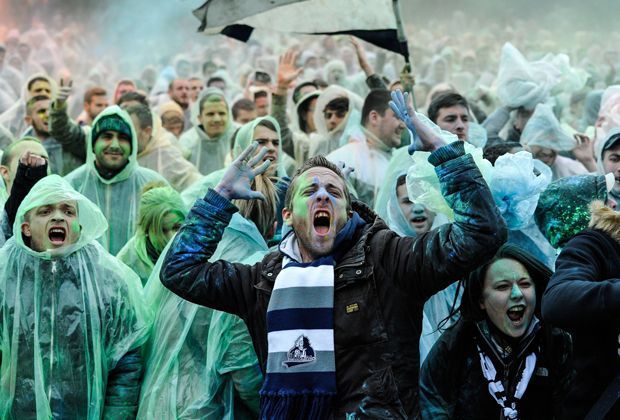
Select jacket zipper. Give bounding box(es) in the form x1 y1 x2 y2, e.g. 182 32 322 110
48 260 57 402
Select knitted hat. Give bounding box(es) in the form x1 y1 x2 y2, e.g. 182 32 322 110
91 114 132 147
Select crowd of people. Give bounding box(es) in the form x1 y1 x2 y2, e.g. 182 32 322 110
1 8 620 419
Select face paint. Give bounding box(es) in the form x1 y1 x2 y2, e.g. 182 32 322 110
285 168 349 261
93 130 132 171
480 258 536 338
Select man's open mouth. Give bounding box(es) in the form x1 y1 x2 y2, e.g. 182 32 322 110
313 210 331 235
507 305 526 323
48 226 67 245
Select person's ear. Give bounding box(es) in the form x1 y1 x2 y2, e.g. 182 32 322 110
24 115 32 126
282 207 293 226
479 298 486 311
0 165 10 187
21 222 32 238
368 110 379 126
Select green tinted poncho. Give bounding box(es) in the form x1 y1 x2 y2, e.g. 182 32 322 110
64 106 167 255
0 175 149 418
138 213 266 419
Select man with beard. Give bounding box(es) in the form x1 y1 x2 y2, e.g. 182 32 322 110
161 90 507 418
23 95 83 175
64 105 167 255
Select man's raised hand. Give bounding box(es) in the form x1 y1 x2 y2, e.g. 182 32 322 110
215 142 271 201
276 49 303 93
56 78 73 107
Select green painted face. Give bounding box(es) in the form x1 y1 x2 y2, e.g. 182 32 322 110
284 167 349 261
93 130 131 171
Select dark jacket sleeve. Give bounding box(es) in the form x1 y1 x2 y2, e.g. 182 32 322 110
380 141 507 300
4 162 48 230
271 92 295 159
48 102 87 160
419 327 460 419
160 189 261 319
103 348 143 419
542 232 620 328
366 74 388 90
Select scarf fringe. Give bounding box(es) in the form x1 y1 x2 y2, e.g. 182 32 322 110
260 392 334 420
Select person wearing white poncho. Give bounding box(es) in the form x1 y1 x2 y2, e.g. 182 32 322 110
520 103 588 180
179 88 237 176
64 105 167 255
0 175 149 418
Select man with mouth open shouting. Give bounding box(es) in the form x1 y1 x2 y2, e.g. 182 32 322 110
0 175 149 418
161 90 507 418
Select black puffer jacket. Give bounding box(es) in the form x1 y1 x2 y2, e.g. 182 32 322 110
161 142 507 418
542 202 620 419
419 318 573 419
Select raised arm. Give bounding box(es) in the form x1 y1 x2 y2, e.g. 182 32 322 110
272 49 303 158
160 143 272 318
48 78 87 160
542 232 620 328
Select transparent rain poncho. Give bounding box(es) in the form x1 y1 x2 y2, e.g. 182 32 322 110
520 103 577 152
0 175 149 418
0 73 56 138
116 185 188 285
596 85 620 141
64 105 167 255
180 88 237 176
308 85 364 157
138 213 266 419
181 116 287 207
496 43 587 110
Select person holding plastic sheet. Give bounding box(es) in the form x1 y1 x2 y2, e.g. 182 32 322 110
64 105 167 255
160 90 507 418
0 175 149 418
138 171 278 419
117 182 187 285
419 245 573 419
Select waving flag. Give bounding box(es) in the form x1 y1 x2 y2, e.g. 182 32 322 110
193 0 409 59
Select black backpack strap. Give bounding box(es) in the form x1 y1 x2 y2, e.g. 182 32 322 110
585 373 620 420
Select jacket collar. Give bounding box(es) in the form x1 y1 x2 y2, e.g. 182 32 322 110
589 200 620 244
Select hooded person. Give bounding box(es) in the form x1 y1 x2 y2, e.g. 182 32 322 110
419 244 573 419
308 85 364 158
0 175 149 418
0 73 55 138
520 103 589 180
137 172 279 419
179 88 237 175
117 183 187 285
125 103 202 192
542 200 620 419
535 173 615 249
64 105 167 255
181 116 289 236
596 127 620 204
578 90 603 134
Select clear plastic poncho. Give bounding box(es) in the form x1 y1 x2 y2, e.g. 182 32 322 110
520 103 577 152
180 88 237 175
138 213 266 419
64 106 167 255
0 73 56 138
498 42 587 110
181 115 287 207
308 85 364 157
0 175 149 418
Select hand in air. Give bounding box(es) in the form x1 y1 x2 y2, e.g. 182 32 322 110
390 89 420 153
277 49 303 90
215 142 271 201
19 150 47 168
56 78 73 107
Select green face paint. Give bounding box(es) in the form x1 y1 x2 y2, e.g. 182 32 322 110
93 131 132 171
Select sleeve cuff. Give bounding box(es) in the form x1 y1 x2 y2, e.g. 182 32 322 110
205 188 239 214
428 141 465 167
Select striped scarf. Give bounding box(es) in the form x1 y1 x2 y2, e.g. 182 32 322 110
259 212 364 419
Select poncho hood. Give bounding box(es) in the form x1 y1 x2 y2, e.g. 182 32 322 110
86 105 139 185
13 174 108 259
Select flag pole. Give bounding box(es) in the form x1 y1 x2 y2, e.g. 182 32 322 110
391 0 417 110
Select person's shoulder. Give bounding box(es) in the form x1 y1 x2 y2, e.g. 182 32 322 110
64 164 89 182
134 165 168 183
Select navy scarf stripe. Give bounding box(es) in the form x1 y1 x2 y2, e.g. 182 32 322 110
267 308 334 332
